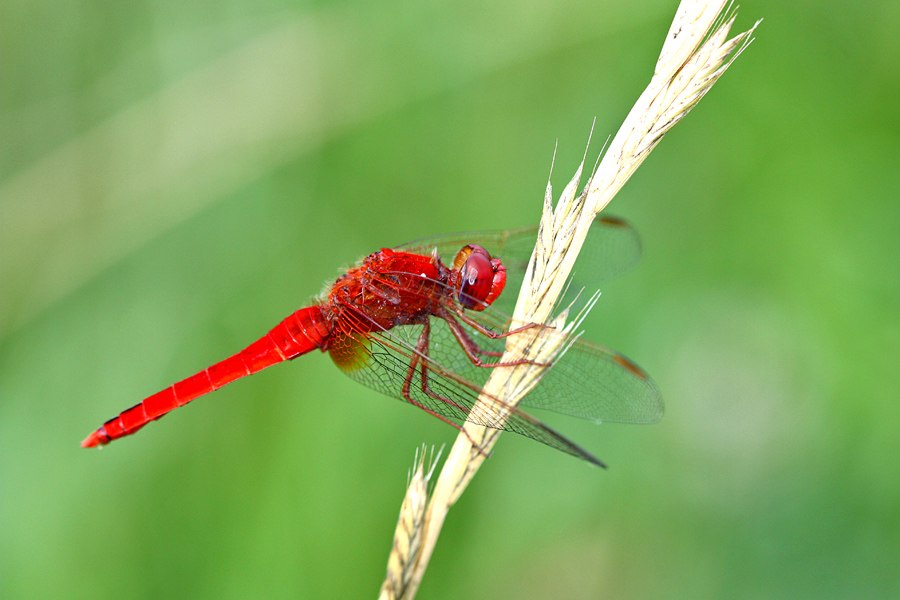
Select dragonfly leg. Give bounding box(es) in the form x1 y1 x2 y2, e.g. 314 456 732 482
451 304 550 340
438 308 548 369
401 322 492 458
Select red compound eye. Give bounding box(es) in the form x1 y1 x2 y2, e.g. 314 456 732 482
458 250 493 309
451 244 505 311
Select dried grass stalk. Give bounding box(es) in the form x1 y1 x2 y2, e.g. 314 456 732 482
379 2 759 598
379 447 439 600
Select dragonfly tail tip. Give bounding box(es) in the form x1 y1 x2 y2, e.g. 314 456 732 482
81 430 103 448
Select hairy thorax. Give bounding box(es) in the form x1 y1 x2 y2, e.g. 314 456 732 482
326 249 450 333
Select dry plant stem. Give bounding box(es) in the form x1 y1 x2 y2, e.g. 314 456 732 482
378 447 440 600
381 2 759 598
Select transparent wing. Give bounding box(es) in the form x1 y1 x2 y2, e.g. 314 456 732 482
411 305 663 424
328 318 605 465
326 285 660 464
394 216 642 316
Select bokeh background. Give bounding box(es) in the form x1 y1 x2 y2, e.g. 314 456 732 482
2 1 898 598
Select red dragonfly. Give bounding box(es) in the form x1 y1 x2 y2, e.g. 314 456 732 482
82 217 662 466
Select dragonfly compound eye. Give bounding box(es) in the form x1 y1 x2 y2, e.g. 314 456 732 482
454 245 495 309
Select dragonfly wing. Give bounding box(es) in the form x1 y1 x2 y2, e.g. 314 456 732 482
394 216 642 315
518 336 663 424
410 309 663 425
328 319 604 465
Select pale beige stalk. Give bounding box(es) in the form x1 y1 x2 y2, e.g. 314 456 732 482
379 447 439 600
379 2 759 598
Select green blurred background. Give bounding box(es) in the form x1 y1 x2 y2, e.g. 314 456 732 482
2 0 898 598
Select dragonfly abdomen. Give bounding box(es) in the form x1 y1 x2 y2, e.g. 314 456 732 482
81 306 331 447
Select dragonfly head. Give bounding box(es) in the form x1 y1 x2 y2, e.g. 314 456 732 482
451 244 506 311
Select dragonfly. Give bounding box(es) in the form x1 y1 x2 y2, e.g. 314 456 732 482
81 216 662 466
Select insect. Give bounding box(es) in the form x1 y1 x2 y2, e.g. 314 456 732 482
82 217 662 466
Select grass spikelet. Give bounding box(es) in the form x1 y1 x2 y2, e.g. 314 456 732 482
378 446 440 600
379 2 759 597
